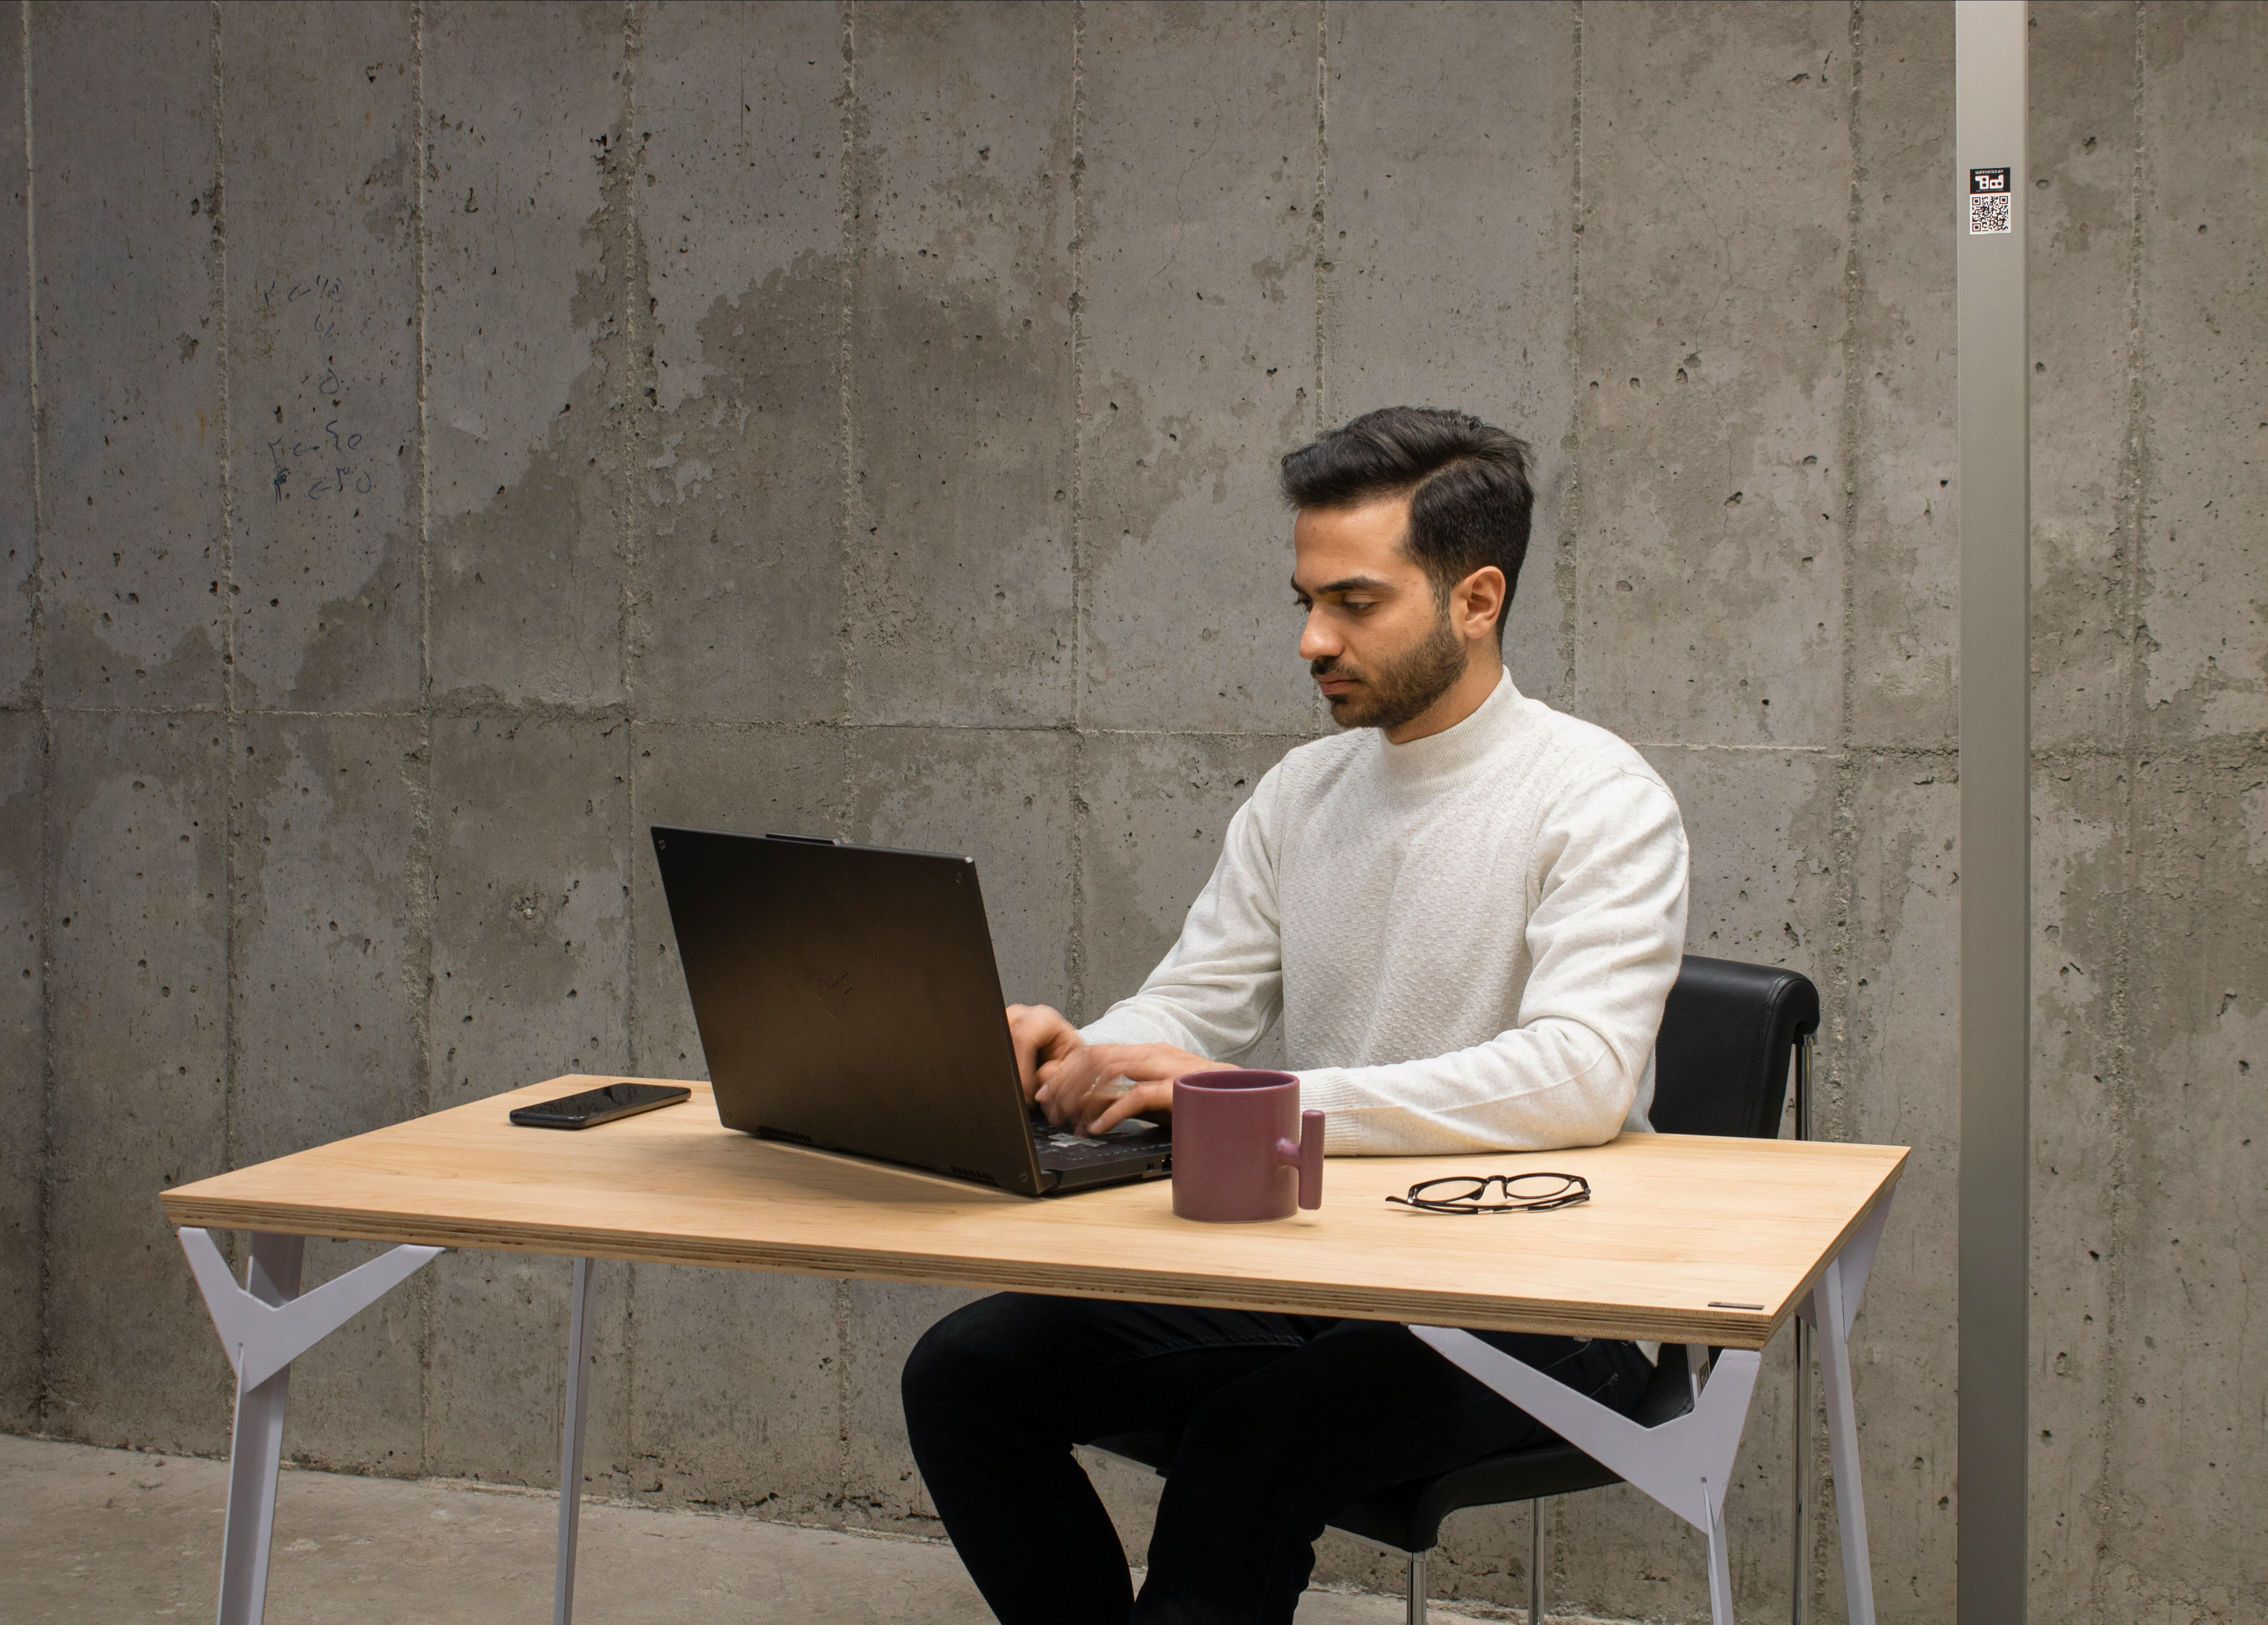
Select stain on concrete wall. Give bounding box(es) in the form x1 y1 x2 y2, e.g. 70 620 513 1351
3 3 2260 1622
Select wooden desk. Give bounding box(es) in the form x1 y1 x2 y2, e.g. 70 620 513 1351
166 1077 1905 1625
167 1077 1902 1351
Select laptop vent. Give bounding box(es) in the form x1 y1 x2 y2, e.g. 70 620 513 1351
757 1125 814 1146
948 1166 1000 1187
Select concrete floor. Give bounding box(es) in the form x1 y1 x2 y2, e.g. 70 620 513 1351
0 1434 1513 1623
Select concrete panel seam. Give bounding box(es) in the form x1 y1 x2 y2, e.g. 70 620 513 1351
1310 0 1328 431
834 0 857 748
86 708 2268 758
617 0 647 1507
1068 0 1088 1018
17 0 35 681
833 0 858 1522
20 0 53 1437
617 0 646 739
410 0 439 1482
832 1275 851 1523
1839 0 1864 743
413 0 431 710
208 0 242 1184
44 704 2268 767
2085 6 2148 1608
1822 0 1862 1157
1559 0 1583 694
1816 8 1866 1611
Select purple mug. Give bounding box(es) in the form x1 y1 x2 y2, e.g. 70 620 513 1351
1170 1070 1325 1222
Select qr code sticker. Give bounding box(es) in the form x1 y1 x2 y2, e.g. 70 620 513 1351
1969 192 2012 235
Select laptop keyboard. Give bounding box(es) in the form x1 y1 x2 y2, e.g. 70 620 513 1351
1031 1117 1170 1169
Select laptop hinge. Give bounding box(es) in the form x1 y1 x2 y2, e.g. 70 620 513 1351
764 832 843 846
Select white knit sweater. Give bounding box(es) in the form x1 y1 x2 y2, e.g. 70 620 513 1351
1082 670 1689 1157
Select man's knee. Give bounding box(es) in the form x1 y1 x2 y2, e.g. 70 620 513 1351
904 1292 1092 1428
902 1296 1014 1421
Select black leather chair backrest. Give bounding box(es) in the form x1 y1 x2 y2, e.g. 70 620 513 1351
1649 955 1820 1139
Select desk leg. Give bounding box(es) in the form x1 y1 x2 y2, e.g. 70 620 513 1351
1792 1316 1808 1625
1409 1329 1761 1625
1422 1187 1891 1625
218 1234 302 1625
1795 1191 1891 1625
1706 1477 1736 1625
556 1257 597 1625
1815 1250 1876 1625
178 1227 446 1625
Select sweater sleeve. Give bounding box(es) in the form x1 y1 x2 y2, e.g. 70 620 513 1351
1296 764 1689 1154
1076 767 1286 1062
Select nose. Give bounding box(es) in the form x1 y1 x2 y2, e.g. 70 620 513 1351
1299 605 1338 662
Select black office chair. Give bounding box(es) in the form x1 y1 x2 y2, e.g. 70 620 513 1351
1089 955 1821 1624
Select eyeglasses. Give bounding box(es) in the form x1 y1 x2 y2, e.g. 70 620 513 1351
1385 1172 1591 1214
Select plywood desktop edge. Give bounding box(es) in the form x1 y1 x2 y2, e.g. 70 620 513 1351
155 1194 1785 1350
1776 1145 1911 1323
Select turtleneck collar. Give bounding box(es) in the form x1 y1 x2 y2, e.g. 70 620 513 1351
1369 666 1530 788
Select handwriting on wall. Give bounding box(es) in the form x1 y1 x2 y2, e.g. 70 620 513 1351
262 275 375 506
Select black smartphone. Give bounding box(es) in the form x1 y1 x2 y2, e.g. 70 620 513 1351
509 1081 691 1130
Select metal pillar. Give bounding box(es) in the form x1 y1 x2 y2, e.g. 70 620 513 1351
1955 5 2031 1623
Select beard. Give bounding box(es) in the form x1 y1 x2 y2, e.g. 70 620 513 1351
1313 607 1470 732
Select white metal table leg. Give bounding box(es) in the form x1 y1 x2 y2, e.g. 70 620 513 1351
1816 1247 1877 1625
217 1234 302 1625
1706 1478 1736 1625
556 1257 597 1625
179 1228 445 1625
1796 1191 1892 1625
1411 1328 1762 1625
1416 1181 1892 1625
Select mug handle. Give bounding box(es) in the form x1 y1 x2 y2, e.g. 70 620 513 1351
1275 1110 1325 1211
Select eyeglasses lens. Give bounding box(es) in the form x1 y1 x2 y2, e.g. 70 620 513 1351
1423 1177 1489 1206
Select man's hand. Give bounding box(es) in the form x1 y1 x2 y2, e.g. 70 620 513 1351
1036 1041 1216 1135
1005 1004 1086 1104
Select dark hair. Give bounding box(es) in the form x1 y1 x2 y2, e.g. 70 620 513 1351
1278 407 1533 637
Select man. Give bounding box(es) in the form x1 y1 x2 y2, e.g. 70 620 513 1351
901 407 1689 1625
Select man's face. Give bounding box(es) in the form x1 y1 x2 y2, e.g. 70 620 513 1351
1291 494 1469 732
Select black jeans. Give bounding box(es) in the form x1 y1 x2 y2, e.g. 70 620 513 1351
900 1294 1652 1625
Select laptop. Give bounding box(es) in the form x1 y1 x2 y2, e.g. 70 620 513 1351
649 825 1174 1197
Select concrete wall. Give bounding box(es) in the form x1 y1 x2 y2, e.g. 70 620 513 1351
2 3 2258 1621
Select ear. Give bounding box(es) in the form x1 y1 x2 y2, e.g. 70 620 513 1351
1453 565 1507 641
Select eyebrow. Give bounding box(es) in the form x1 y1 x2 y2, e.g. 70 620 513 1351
1292 574 1397 597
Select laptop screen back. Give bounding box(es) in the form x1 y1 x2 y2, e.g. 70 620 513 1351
650 826 1044 1194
